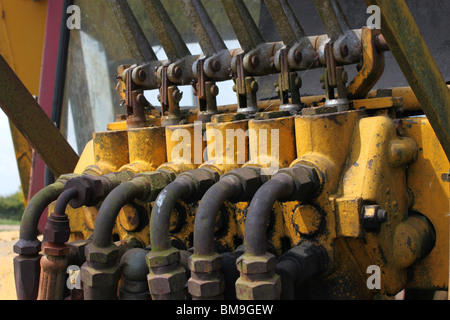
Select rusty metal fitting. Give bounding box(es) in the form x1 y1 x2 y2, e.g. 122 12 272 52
81 262 122 300
276 164 322 202
222 166 269 202
135 169 177 202
147 262 188 299
146 247 180 269
42 242 70 257
43 213 70 244
236 252 277 275
188 253 224 299
84 243 120 266
37 254 68 300
235 252 281 300
177 168 221 202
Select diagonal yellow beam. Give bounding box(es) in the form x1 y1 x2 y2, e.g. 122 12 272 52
365 0 450 161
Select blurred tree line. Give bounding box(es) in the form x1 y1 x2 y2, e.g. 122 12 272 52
0 189 24 221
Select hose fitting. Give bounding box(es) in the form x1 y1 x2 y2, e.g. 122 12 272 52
147 168 220 300
235 164 322 300
188 167 268 300
81 169 176 299
275 242 329 300
13 174 77 300
119 248 151 300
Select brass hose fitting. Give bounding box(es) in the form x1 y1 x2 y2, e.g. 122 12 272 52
188 167 268 300
235 164 322 300
146 168 219 300
81 169 176 300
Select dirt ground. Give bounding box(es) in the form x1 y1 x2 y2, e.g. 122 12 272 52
0 226 19 300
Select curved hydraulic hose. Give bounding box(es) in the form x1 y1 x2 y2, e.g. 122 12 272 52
147 168 219 300
149 176 193 252
235 164 322 300
14 176 74 300
245 174 295 256
91 178 148 248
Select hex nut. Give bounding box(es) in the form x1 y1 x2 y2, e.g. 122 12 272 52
181 168 220 201
235 274 281 300
13 239 42 255
224 167 263 201
85 243 119 265
81 263 121 288
64 178 94 209
146 247 180 268
42 243 70 257
277 165 319 201
188 254 222 273
147 266 187 295
236 253 277 275
140 170 175 202
188 276 225 298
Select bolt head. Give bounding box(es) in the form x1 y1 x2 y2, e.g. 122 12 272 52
81 263 121 288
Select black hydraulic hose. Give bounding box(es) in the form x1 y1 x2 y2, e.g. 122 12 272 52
91 178 147 248
275 242 328 300
194 176 241 256
245 174 295 256
53 188 78 216
150 176 193 252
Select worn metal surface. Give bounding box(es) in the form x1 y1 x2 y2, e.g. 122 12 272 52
0 56 79 178
366 0 450 160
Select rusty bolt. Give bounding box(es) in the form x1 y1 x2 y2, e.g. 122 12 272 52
340 44 349 58
223 167 264 202
235 273 281 300
211 60 221 73
250 55 260 68
147 265 187 295
42 242 70 257
188 254 222 273
294 50 303 64
180 168 220 201
137 69 147 81
85 243 119 266
146 247 180 268
173 66 183 78
210 84 219 97
236 252 277 275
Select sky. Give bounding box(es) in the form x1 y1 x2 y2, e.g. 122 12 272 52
0 109 21 196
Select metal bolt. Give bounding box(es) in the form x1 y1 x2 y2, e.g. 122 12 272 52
173 66 183 78
294 50 302 64
340 44 349 58
362 205 388 229
250 55 260 68
211 60 221 73
137 69 147 81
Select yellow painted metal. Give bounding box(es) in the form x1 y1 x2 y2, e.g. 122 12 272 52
246 116 296 172
83 130 130 176
201 120 249 174
119 127 167 174
0 0 48 203
347 27 385 99
402 117 449 290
